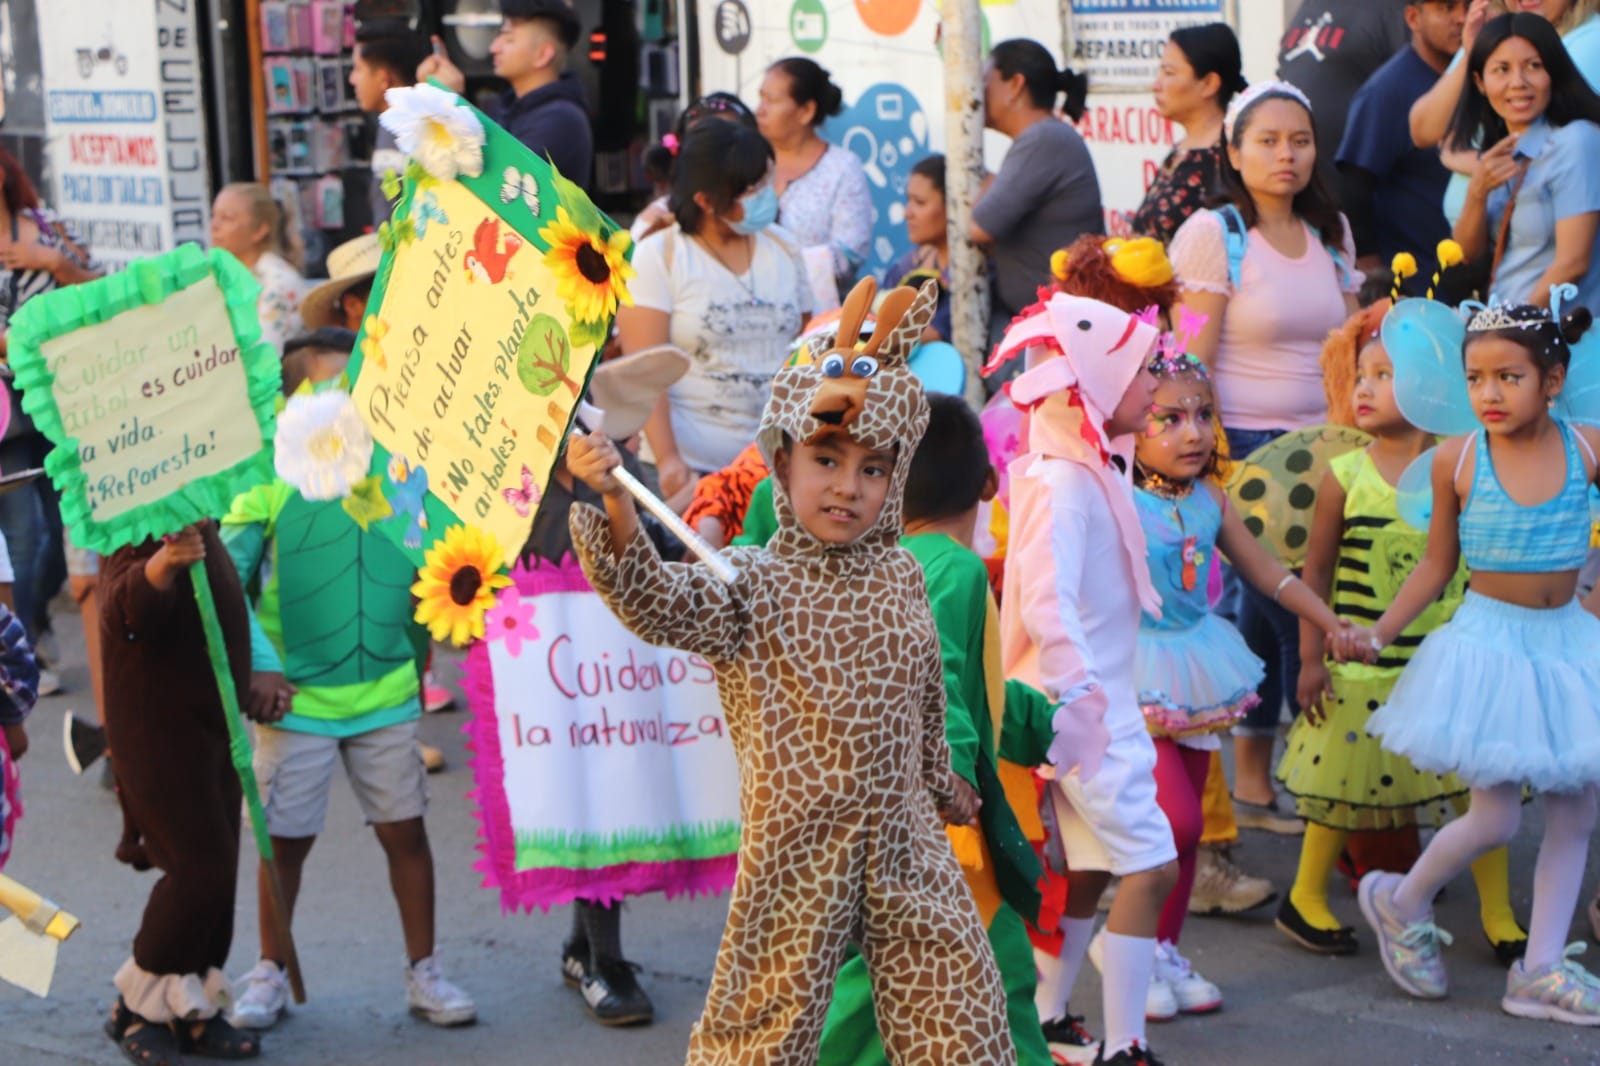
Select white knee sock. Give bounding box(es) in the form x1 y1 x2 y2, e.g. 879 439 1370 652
1392 784 1522 922
1034 916 1096 1023
1526 787 1598 971
1098 931 1157 1058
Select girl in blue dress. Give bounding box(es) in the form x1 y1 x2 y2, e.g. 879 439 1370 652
1337 296 1600 1026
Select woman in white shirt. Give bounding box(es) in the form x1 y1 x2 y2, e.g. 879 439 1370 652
623 121 813 505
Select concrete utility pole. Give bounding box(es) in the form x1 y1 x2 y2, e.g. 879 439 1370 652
941 0 990 407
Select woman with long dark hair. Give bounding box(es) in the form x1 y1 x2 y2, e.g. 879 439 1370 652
1169 82 1361 835
971 39 1102 348
1132 23 1248 244
1449 12 1600 309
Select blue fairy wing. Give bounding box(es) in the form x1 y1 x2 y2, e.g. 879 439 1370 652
1395 446 1437 532
1381 300 1478 437
1555 329 1600 426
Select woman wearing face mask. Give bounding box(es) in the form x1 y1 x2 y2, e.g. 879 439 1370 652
1450 13 1600 310
1169 82 1362 833
971 40 1102 352
622 121 812 506
1133 23 1248 244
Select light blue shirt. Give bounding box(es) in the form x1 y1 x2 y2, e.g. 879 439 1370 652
1484 116 1600 311
1445 17 1600 225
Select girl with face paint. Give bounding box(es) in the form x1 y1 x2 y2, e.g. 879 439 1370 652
1128 349 1345 1021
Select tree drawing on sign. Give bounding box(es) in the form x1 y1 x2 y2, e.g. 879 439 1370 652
516 313 581 398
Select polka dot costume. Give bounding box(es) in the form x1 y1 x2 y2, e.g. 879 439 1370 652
1226 425 1371 567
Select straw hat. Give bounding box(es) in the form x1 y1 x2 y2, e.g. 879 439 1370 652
300 234 382 328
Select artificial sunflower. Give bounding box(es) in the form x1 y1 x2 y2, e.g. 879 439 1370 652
539 206 635 324
411 524 513 646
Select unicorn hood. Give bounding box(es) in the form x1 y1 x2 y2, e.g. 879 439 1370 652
986 293 1163 614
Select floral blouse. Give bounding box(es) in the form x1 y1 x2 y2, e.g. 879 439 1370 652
252 251 309 356
1131 143 1224 247
778 144 873 294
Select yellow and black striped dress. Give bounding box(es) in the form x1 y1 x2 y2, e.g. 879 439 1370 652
1277 449 1470 830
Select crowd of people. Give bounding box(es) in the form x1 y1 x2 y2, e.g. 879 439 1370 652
2 0 1600 1064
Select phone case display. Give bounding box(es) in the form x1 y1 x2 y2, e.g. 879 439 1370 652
259 0 361 232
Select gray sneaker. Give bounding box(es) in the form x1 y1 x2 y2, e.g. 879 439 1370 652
1503 944 1600 1026
1359 871 1452 999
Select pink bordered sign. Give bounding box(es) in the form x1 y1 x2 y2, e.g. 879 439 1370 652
463 556 739 911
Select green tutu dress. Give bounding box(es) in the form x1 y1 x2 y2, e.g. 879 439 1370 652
1277 449 1470 830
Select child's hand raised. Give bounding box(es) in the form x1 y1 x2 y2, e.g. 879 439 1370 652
567 431 626 498
145 524 207 590
939 777 982 828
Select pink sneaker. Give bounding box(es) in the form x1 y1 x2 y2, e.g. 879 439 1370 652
423 672 455 714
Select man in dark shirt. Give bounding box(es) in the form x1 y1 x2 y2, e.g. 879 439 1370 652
1278 0 1410 180
1337 0 1466 286
419 0 593 189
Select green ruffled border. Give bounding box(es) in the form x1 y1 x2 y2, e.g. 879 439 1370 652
7 244 282 555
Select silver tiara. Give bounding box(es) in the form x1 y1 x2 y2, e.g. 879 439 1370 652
1463 284 1579 334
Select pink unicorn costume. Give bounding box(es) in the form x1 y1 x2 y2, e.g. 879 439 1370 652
993 295 1175 877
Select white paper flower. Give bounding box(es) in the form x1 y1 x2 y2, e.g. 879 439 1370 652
274 391 375 501
379 84 486 181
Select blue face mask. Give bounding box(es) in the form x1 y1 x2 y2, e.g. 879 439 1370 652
728 183 778 235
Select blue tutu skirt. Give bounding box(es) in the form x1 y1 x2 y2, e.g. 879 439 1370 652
1370 592 1600 792
1137 614 1264 739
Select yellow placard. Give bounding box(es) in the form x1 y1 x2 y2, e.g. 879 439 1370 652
40 276 258 522
353 179 599 551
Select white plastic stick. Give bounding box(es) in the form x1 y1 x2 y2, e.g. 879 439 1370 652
609 463 740 585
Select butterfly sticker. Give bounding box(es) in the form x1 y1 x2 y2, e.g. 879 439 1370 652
500 463 542 518
411 190 449 238
499 166 540 215
385 454 430 548
361 315 390 370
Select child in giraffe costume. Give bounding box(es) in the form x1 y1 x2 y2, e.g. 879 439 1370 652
567 278 1013 1065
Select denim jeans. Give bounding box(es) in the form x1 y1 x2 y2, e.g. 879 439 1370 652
0 436 48 640
1223 426 1301 737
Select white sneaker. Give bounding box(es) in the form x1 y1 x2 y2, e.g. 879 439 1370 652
229 960 289 1030
36 669 61 697
1154 941 1223 1014
406 956 477 1027
1088 929 1179 1022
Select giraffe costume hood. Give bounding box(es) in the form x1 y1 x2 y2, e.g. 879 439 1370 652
756 276 932 572
570 278 1012 1064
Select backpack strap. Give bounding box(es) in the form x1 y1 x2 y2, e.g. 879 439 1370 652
1213 205 1248 292
1211 204 1352 292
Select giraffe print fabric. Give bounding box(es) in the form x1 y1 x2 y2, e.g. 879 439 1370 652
571 279 1014 1064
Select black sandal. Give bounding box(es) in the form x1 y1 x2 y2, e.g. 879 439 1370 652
105 1001 188 1066
1275 896 1358 956
180 1017 261 1060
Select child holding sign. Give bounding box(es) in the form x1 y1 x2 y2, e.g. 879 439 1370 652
567 279 1013 1065
100 523 268 1065
223 329 476 1033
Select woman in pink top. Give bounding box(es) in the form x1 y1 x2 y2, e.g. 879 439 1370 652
1169 81 1361 828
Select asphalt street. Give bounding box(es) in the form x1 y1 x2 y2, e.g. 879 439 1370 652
2 612 1598 1065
